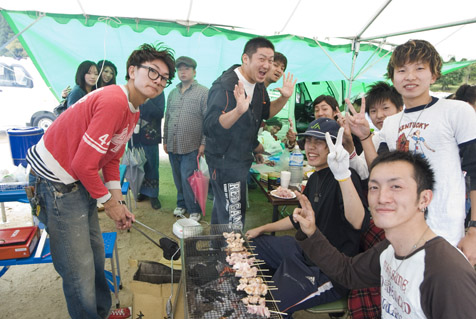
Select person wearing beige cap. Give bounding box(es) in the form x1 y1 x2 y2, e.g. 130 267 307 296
164 56 209 221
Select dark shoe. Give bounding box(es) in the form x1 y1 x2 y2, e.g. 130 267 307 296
150 197 162 210
136 193 147 202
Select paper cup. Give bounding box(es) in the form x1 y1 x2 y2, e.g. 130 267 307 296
280 171 291 189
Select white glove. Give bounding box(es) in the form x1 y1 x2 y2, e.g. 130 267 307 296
325 128 351 181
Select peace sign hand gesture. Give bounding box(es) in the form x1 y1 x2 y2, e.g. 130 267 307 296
292 192 318 238
325 127 351 181
345 97 371 140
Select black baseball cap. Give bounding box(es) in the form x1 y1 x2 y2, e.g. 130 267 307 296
298 117 339 141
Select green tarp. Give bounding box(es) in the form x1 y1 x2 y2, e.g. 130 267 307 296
1 10 474 102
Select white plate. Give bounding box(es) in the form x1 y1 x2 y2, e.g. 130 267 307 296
270 189 297 199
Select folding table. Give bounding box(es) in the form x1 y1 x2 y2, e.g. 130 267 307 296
0 231 123 308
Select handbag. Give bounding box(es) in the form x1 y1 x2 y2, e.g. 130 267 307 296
53 99 68 117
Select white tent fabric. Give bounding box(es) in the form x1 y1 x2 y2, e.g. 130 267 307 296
1 0 476 60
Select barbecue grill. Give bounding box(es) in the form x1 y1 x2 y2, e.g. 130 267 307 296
178 224 283 319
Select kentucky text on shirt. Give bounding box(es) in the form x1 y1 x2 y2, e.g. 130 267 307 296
398 122 430 133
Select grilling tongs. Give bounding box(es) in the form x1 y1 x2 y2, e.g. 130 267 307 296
132 220 181 261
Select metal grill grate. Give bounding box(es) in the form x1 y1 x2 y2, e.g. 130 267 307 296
182 224 282 319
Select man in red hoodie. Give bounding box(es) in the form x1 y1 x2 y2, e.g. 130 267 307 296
26 43 175 319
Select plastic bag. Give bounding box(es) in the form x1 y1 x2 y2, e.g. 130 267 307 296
199 156 209 178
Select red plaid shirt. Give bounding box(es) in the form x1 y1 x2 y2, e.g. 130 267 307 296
348 219 385 319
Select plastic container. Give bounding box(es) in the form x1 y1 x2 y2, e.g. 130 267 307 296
7 127 44 167
289 145 303 186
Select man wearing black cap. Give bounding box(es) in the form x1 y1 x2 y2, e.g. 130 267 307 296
246 117 369 316
164 56 208 221
204 37 296 229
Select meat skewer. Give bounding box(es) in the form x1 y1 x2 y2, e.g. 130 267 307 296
223 231 281 318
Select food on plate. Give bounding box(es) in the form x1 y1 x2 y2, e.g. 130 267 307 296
271 186 295 198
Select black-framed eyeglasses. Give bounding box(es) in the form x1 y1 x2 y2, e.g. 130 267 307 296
138 65 172 88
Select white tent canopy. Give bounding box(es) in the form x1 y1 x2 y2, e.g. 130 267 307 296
1 0 475 103
2 0 476 60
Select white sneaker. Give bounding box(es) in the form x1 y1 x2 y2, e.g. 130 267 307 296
173 207 187 217
189 213 201 222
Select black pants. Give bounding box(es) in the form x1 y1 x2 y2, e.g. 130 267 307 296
209 165 249 229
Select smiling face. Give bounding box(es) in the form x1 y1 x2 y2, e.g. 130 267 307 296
84 65 98 91
101 66 115 85
304 137 329 171
266 60 285 85
368 161 429 233
368 99 401 130
314 101 337 119
392 61 437 108
242 47 274 84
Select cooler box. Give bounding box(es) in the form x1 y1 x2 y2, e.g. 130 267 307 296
0 226 40 260
7 127 44 167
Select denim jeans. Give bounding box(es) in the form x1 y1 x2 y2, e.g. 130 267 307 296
139 144 159 198
168 150 201 214
34 176 111 319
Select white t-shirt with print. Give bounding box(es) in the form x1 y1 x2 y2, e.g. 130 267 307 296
379 98 476 245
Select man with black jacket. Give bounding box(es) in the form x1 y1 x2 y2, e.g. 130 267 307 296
203 37 295 229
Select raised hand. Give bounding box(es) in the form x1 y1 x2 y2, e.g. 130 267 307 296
276 72 297 99
234 81 251 115
335 112 355 154
325 127 351 181
292 192 317 237
345 97 371 140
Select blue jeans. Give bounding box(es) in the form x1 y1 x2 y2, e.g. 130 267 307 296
139 144 159 198
168 150 201 214
34 175 111 319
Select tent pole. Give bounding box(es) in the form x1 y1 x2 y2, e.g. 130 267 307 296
353 42 384 79
358 17 476 42
0 13 44 53
345 0 392 107
278 0 302 34
356 0 393 39
313 38 349 81
347 40 360 107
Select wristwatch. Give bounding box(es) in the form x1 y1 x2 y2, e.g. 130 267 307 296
467 220 476 228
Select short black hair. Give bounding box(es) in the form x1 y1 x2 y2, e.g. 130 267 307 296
274 52 287 71
313 95 339 112
75 60 98 92
454 84 476 107
126 43 175 81
243 37 274 58
265 117 283 129
365 81 403 114
369 151 435 195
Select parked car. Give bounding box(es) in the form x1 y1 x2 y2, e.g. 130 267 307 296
0 56 58 131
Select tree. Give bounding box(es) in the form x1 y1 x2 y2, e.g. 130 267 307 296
0 14 27 57
435 57 465 90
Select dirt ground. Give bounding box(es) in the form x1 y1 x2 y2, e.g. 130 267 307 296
0 133 330 319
